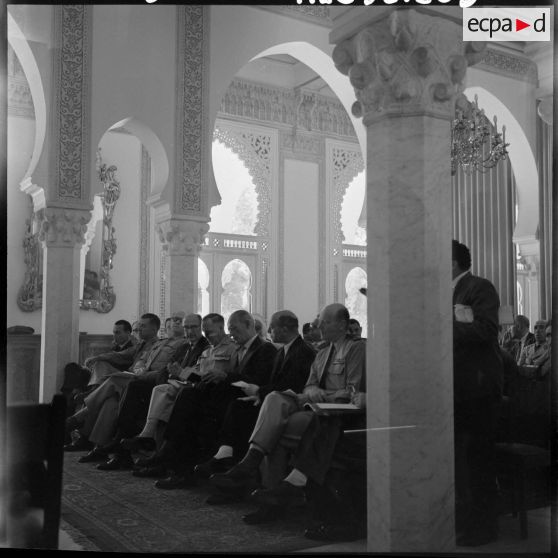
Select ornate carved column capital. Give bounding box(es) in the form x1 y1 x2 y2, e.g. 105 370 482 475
332 9 486 124
38 207 91 246
157 219 209 256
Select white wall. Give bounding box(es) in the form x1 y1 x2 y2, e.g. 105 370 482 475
89 5 176 203
283 159 320 325
7 114 42 332
79 131 143 334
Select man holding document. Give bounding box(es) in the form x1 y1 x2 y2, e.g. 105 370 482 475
210 303 365 511
137 310 277 488
194 310 316 489
122 313 234 457
65 313 185 465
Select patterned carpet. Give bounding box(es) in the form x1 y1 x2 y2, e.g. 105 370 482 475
61 454 320 554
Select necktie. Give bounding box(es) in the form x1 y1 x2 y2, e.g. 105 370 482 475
236 345 245 368
180 344 193 367
319 344 336 389
275 347 286 371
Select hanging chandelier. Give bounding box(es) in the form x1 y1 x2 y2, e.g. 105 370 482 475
450 95 509 176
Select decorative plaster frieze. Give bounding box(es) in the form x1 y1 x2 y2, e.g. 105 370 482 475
8 81 35 119
220 78 357 139
255 5 332 28
8 45 35 118
332 9 485 124
37 207 90 246
214 124 274 237
477 47 538 83
157 219 210 256
281 130 324 157
54 5 91 201
176 5 208 214
7 43 35 119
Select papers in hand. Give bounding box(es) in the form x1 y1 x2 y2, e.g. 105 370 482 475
231 381 250 389
304 402 362 415
307 402 359 410
454 304 474 323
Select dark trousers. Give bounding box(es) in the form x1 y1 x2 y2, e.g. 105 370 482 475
219 398 261 458
298 413 367 529
454 397 500 535
114 378 158 441
293 412 365 485
61 363 92 417
164 381 243 471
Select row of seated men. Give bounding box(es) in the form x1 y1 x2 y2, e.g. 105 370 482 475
497 315 552 447
61 305 367 542
500 314 552 371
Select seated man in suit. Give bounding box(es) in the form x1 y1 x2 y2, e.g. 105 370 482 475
61 319 136 420
518 319 549 370
210 303 365 506
87 313 204 470
137 310 277 489
347 318 365 341
194 310 316 490
501 315 535 364
104 313 216 462
65 313 186 467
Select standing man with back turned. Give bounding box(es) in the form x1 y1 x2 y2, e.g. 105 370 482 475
452 239 503 547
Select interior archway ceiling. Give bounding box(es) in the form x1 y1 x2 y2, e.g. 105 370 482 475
235 54 336 99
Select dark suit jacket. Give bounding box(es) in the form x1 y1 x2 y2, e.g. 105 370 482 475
453 272 503 404
260 336 315 399
156 336 210 384
227 336 277 387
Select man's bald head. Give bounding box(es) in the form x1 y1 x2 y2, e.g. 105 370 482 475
269 310 299 344
183 313 203 344
318 303 350 344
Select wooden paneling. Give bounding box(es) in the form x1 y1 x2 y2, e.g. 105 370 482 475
7 334 114 403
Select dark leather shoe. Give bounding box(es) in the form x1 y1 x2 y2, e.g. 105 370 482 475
210 463 260 491
250 481 305 508
194 457 236 479
78 449 109 463
64 437 93 452
242 505 282 525
120 436 156 453
304 523 363 542
96 455 134 471
154 474 197 490
132 465 167 478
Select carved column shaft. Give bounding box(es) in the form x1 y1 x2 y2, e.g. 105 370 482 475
38 207 90 402
332 9 485 552
157 219 209 316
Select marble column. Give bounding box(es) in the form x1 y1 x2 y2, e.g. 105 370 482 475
331 9 485 552
157 218 209 316
38 206 90 403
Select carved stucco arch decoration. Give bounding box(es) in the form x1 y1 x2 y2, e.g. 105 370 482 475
332 146 365 245
213 124 273 237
